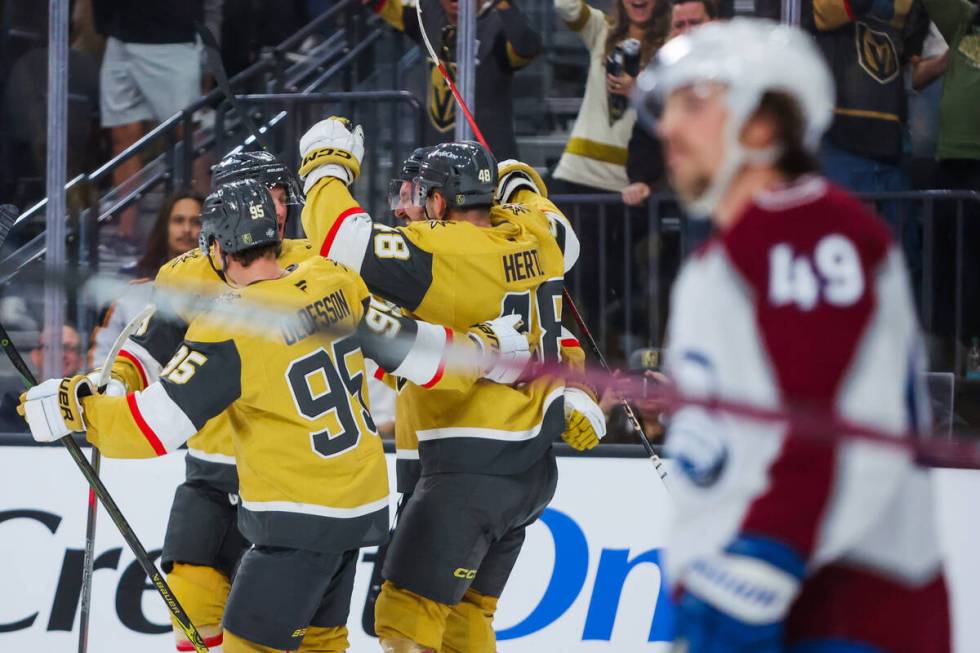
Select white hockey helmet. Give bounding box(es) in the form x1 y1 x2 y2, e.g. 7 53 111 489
631 18 835 217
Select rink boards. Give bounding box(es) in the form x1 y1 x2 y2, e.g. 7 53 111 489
0 445 977 652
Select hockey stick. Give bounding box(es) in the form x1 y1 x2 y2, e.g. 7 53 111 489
2 328 209 652
413 13 668 480
77 303 156 653
0 227 208 653
563 294 668 479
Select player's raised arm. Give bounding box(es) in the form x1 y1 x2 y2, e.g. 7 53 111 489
299 116 369 252
495 159 580 274
20 334 243 460
300 117 437 311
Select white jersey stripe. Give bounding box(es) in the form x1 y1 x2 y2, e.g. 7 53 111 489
240 496 389 519
325 212 372 273
186 448 237 465
395 448 419 460
133 383 197 453
417 387 564 442
392 321 448 387
121 340 163 384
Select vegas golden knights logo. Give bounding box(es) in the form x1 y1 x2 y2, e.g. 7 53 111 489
855 22 899 84
429 59 456 133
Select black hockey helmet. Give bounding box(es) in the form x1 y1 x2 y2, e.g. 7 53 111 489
387 146 434 212
199 179 280 257
211 150 303 205
400 146 434 181
414 141 497 213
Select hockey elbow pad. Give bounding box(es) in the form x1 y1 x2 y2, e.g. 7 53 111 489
496 159 548 203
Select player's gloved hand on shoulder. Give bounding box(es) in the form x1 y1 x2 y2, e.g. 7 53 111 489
495 159 548 203
299 116 365 192
562 386 605 450
17 375 95 443
85 369 127 397
674 535 804 653
468 314 532 384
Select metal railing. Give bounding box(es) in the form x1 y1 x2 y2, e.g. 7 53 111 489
550 189 980 376
1 0 383 269
0 2 410 280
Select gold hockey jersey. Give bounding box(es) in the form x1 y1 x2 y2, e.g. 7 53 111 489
111 239 316 492
86 256 491 552
303 177 581 476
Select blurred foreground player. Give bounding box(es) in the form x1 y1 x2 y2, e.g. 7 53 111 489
634 19 950 653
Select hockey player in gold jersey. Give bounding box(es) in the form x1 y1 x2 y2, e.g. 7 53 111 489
297 117 607 653
20 180 535 653
101 151 316 653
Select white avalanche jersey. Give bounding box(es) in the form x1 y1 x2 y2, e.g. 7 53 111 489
663 177 944 592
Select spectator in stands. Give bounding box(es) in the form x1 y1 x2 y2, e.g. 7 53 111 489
805 0 929 217
551 0 668 325
669 0 716 37
621 0 716 207
90 190 203 366
31 326 84 379
923 0 980 191
552 0 669 195
1 4 101 210
367 0 541 160
0 326 84 432
132 190 204 278
921 0 980 368
92 0 204 241
908 23 949 170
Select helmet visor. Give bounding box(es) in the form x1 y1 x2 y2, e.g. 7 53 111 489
264 170 304 206
387 178 416 213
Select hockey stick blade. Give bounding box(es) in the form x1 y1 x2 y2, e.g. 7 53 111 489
0 325 210 653
78 303 157 653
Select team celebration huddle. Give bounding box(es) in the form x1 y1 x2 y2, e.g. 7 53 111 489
14 16 951 653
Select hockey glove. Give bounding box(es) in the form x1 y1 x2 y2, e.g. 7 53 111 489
18 375 95 443
674 535 804 653
299 116 366 192
495 159 548 203
562 386 605 450
468 314 532 384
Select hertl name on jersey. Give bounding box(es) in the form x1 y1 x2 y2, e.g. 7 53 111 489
281 290 352 345
502 249 545 283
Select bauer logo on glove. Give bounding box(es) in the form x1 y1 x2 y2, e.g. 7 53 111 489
58 378 77 421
